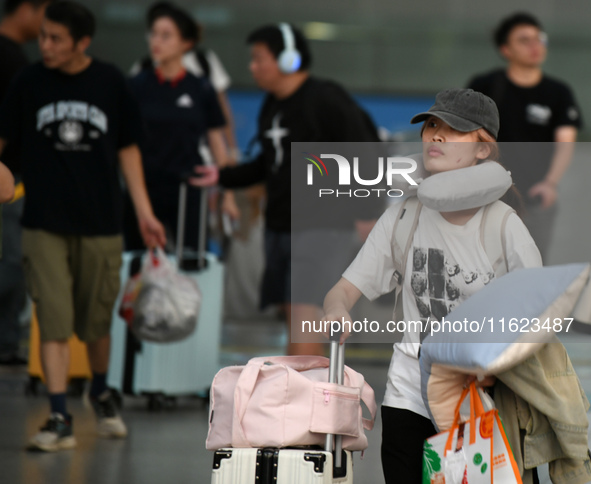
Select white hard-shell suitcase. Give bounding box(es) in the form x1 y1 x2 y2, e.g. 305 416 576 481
211 448 353 484
107 182 223 409
210 339 355 483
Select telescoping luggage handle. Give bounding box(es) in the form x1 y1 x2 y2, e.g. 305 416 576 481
176 177 208 271
326 332 346 468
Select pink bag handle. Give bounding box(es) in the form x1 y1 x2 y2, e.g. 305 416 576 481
360 382 377 430
232 357 333 446
231 361 267 447
231 356 377 446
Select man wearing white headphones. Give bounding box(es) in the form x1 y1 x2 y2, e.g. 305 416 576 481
192 23 382 356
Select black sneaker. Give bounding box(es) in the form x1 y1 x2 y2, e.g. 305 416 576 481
89 391 128 438
27 413 76 452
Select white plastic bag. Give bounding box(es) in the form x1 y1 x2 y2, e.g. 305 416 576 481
130 248 201 343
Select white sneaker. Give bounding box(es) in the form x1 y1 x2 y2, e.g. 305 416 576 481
89 391 128 439
27 413 77 452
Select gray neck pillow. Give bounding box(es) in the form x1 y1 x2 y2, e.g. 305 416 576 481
416 160 512 212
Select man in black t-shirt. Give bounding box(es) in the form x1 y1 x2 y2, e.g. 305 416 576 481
192 24 382 356
0 1 166 452
467 13 582 261
0 0 53 366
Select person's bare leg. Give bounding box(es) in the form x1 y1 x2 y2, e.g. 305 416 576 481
29 340 76 451
40 340 69 394
288 303 325 356
86 335 110 374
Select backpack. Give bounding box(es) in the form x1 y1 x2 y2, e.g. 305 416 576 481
389 197 515 324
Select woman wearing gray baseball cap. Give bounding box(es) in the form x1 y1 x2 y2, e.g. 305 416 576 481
322 88 542 483
411 87 500 139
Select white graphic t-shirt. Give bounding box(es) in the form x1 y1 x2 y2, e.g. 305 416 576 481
343 201 542 418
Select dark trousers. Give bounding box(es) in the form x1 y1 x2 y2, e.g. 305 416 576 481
381 405 539 484
381 406 436 484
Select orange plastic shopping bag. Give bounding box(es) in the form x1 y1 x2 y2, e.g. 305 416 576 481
423 382 522 483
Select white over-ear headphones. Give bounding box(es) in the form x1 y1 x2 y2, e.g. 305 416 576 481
277 23 302 74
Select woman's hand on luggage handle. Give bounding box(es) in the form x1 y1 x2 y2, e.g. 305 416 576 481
190 165 219 187
320 308 353 345
321 278 363 345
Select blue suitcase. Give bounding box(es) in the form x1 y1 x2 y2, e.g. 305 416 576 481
108 183 223 409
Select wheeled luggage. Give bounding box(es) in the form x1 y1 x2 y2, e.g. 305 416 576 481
211 447 353 484
107 183 223 409
210 338 360 483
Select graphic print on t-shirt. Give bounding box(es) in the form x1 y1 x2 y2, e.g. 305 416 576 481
525 104 551 126
176 93 194 108
264 113 289 171
36 100 108 151
411 246 495 323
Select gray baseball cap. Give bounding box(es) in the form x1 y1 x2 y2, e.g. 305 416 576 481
410 88 500 139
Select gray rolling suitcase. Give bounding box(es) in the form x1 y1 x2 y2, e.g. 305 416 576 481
108 183 223 409
211 338 355 483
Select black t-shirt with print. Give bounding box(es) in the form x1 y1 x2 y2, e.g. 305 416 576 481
128 69 225 190
468 69 582 194
0 59 142 235
0 34 29 175
218 76 382 232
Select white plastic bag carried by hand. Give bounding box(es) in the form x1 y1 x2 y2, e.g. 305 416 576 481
130 247 201 343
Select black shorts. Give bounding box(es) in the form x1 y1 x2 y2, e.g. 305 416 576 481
381 406 539 484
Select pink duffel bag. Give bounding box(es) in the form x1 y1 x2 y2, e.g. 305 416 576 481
206 355 377 450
